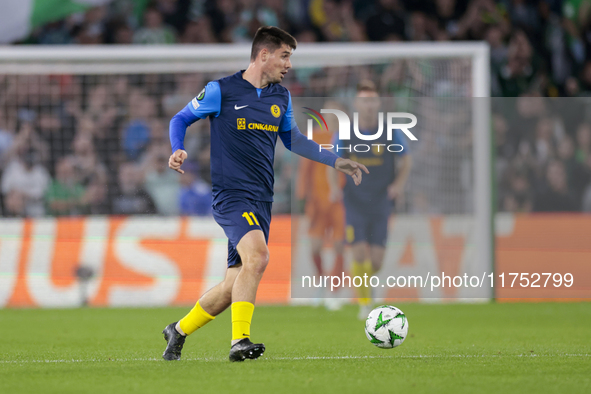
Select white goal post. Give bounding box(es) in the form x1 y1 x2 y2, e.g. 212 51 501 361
0 42 492 300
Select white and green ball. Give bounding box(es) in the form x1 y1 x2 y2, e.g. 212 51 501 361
364 305 408 349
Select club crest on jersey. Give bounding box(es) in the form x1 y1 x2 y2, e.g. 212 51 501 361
237 118 246 130
197 88 205 101
271 104 281 118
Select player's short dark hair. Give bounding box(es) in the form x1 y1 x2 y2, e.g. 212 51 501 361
251 26 297 61
356 79 378 94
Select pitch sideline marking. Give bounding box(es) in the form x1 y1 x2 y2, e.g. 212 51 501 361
0 354 589 365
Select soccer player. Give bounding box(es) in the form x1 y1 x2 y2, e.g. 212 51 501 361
163 26 368 362
296 100 346 308
328 80 412 319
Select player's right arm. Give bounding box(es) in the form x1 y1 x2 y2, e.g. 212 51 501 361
279 93 368 185
326 131 349 202
168 81 221 173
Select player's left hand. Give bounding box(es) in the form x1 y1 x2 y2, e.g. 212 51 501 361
334 158 369 186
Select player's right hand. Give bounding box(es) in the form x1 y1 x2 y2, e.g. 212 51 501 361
169 149 188 174
334 158 369 186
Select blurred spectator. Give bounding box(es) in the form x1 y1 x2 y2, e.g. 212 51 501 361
562 0 589 66
485 25 508 70
36 21 74 45
73 6 109 45
496 30 540 97
68 132 108 187
226 0 282 43
534 160 578 212
154 0 191 34
206 0 238 42
559 77 586 134
141 143 181 215
64 132 110 214
502 167 533 213
309 0 365 42
10 121 50 168
112 23 134 44
581 157 591 211
133 6 176 44
365 0 406 41
113 162 157 215
180 17 217 43
558 135 577 185
0 110 16 169
37 109 70 171
45 157 88 216
434 0 466 39
179 161 212 216
121 90 155 161
531 117 555 166
506 0 539 32
1 149 50 217
574 123 591 164
578 61 591 94
162 74 205 118
85 85 119 137
494 113 515 162
456 0 510 40
407 11 436 41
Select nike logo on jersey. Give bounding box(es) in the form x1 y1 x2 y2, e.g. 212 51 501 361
234 105 248 110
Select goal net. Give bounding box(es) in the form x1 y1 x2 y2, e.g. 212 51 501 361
0 43 491 307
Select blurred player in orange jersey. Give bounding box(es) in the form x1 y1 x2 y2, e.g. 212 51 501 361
297 100 347 308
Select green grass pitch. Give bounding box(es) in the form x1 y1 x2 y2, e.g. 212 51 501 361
1 302 590 393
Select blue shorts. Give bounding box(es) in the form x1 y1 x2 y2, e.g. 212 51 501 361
212 198 272 267
344 205 390 247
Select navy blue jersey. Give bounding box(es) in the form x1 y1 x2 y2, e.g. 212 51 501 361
169 71 338 205
336 125 408 213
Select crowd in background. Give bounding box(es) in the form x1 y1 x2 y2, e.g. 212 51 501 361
494 97 591 213
19 0 591 98
3 0 591 216
0 74 215 217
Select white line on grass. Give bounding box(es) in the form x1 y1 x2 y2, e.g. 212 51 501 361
0 354 588 364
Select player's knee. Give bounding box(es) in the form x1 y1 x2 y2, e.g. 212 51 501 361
244 249 269 275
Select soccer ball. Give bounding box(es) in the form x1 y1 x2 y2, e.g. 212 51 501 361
364 305 408 349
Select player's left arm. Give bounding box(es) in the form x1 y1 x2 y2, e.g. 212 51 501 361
388 129 413 199
279 93 368 186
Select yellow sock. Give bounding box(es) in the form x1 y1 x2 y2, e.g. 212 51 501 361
352 260 369 301
351 260 363 278
363 260 374 276
359 259 373 305
178 301 215 336
231 301 255 341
